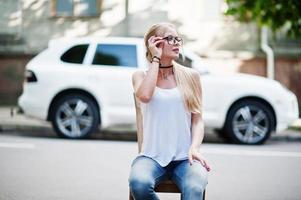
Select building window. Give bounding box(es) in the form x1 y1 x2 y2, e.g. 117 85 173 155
51 0 101 17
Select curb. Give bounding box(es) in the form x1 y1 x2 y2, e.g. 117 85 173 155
0 123 54 135
1 122 301 143
0 123 138 141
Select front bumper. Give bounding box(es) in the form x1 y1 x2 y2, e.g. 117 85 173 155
275 91 299 133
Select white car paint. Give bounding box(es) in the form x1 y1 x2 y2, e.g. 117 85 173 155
18 37 299 139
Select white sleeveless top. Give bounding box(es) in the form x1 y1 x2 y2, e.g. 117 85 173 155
139 70 192 167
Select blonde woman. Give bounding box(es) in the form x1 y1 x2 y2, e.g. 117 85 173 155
129 22 211 200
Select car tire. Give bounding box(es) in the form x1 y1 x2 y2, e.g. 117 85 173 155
223 100 275 145
50 94 100 139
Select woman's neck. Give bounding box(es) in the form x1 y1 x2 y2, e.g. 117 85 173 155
159 58 173 74
157 58 174 79
160 57 173 67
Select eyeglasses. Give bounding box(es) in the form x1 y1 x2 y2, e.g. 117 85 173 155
162 35 183 46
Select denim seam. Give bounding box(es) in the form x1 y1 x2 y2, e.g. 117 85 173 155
172 172 183 190
171 172 184 198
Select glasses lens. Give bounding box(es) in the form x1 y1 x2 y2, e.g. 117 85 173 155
175 37 183 45
166 36 173 45
164 36 183 45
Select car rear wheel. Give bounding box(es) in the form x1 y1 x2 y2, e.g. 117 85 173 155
51 94 99 139
223 100 275 145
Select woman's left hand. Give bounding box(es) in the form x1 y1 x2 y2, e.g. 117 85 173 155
188 147 211 172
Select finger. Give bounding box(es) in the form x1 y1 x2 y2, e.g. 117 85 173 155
152 36 162 42
148 38 161 47
153 40 164 46
154 38 163 42
203 160 211 171
153 36 162 39
148 36 156 44
194 154 206 167
148 39 156 47
200 159 206 167
149 35 155 41
150 36 162 44
192 153 201 162
200 158 210 172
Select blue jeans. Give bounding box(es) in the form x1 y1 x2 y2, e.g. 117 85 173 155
128 155 208 200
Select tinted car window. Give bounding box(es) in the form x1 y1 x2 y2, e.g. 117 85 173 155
175 54 192 68
61 44 89 64
92 44 137 67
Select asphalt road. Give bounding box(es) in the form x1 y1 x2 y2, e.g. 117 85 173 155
0 130 301 200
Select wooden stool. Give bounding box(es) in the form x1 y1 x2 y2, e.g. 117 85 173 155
129 92 206 199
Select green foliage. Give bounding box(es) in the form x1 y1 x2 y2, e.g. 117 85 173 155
225 0 301 38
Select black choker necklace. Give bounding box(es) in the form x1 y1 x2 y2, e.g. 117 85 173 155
159 64 173 68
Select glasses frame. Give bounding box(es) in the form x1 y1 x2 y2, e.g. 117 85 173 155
162 35 183 46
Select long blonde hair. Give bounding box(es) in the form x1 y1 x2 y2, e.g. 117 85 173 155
144 22 202 114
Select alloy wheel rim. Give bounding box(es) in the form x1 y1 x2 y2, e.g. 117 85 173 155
56 99 93 137
232 105 269 144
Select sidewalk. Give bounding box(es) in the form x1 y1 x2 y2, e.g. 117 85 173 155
0 107 300 141
0 107 51 132
0 107 138 140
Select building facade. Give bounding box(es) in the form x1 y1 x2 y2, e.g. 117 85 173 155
0 0 300 112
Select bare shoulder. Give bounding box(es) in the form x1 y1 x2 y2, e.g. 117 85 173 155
132 70 146 92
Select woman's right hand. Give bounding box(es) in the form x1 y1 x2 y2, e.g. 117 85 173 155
148 36 164 59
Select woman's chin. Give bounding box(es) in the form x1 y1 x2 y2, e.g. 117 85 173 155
163 53 179 60
170 54 179 60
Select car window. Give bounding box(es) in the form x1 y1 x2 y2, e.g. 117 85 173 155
92 44 138 67
175 54 192 68
61 44 89 64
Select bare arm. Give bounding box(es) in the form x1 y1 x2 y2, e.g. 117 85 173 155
188 70 211 171
190 71 205 149
132 36 164 103
191 111 205 149
132 62 160 103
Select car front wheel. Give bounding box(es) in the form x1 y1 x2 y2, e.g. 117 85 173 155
223 100 275 145
51 94 99 139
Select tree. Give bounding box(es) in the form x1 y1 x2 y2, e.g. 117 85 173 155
225 0 301 38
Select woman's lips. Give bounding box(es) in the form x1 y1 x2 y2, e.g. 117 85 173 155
173 48 179 53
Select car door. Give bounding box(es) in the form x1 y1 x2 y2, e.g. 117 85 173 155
87 42 140 124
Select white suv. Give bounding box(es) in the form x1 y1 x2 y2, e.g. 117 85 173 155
18 37 299 144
